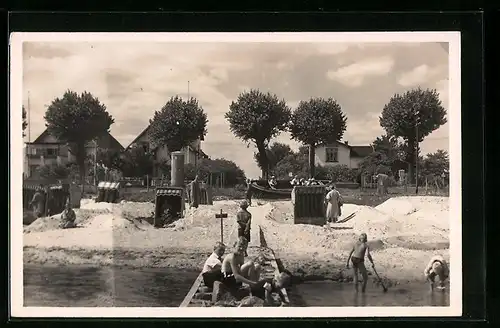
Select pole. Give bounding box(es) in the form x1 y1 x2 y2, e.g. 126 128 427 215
27 92 31 177
94 139 97 188
188 80 190 99
415 122 419 195
220 209 224 243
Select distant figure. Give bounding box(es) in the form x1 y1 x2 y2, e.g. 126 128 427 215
29 185 47 218
60 200 77 229
346 233 375 293
236 201 252 254
202 242 226 289
290 175 300 186
189 175 200 208
376 173 389 195
245 179 253 206
268 176 277 189
299 178 305 186
325 184 343 224
424 255 449 292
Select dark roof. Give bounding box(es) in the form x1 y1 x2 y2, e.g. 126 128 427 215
126 125 151 150
30 128 124 151
32 129 52 143
350 146 374 157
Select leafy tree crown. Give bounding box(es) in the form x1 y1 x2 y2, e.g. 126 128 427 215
379 88 447 142
148 96 208 152
290 97 347 146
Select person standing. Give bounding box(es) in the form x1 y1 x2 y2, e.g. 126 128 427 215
189 175 200 209
346 233 375 293
245 179 253 206
29 185 47 218
236 201 252 256
325 184 343 225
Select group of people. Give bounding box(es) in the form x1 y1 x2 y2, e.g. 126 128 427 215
201 237 291 305
290 176 324 187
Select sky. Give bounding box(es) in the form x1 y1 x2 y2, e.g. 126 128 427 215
22 40 450 178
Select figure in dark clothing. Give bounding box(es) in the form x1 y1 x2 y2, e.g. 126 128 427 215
236 201 251 256
189 175 200 208
29 185 46 218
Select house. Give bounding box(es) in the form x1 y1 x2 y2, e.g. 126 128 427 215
24 129 124 178
126 125 208 176
315 141 374 169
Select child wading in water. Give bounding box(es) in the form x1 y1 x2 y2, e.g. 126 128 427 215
346 233 375 293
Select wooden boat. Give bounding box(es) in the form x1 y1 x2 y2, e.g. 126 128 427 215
249 182 293 199
179 244 290 307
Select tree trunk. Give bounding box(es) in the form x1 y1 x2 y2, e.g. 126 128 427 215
256 142 268 180
405 140 416 184
308 144 315 179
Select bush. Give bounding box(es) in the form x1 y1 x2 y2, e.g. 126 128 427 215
323 165 359 183
37 163 70 180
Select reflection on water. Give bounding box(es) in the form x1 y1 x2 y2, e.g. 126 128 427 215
24 265 449 307
291 281 450 307
24 264 199 307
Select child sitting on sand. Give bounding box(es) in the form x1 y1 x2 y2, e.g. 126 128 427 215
424 255 449 292
60 201 76 229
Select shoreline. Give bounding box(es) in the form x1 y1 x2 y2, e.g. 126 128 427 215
23 245 432 286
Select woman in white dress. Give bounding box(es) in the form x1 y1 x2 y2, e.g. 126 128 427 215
325 185 343 224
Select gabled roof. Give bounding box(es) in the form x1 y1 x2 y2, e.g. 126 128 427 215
126 125 151 150
350 145 374 157
29 128 124 151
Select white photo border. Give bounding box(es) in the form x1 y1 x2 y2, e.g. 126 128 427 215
9 31 462 318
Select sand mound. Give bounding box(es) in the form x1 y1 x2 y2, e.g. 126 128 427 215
83 214 150 231
24 208 112 233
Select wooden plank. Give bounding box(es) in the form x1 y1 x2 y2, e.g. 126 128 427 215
179 273 203 307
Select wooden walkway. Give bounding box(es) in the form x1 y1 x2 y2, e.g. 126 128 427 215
179 204 289 307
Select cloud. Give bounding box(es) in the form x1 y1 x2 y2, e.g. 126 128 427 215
397 64 445 87
21 41 450 178
326 56 395 87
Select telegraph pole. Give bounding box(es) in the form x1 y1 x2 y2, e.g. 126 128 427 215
415 115 420 195
27 92 31 177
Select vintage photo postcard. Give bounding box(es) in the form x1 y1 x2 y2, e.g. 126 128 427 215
10 31 461 318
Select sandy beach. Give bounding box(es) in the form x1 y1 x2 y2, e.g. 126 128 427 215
24 196 449 286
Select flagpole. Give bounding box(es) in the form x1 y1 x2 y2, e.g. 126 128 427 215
27 92 31 177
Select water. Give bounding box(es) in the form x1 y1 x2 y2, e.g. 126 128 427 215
290 281 450 307
24 265 449 307
24 264 199 307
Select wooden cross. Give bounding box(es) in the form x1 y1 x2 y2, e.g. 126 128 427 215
215 209 228 243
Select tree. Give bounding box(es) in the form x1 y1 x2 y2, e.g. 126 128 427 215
290 97 347 178
379 88 447 183
225 89 291 179
148 96 208 152
22 105 28 138
121 145 155 177
37 163 70 180
422 149 449 178
184 158 246 187
44 90 114 191
253 142 294 174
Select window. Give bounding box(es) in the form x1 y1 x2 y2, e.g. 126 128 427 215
325 147 339 163
46 148 59 156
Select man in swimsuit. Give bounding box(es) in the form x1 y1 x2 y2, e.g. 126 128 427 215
424 255 449 292
346 233 375 293
220 237 260 292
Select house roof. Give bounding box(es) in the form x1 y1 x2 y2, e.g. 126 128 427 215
29 128 124 151
318 140 374 157
350 145 374 157
126 125 151 150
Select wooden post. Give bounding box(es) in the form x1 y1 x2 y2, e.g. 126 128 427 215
215 209 228 243
147 175 150 192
